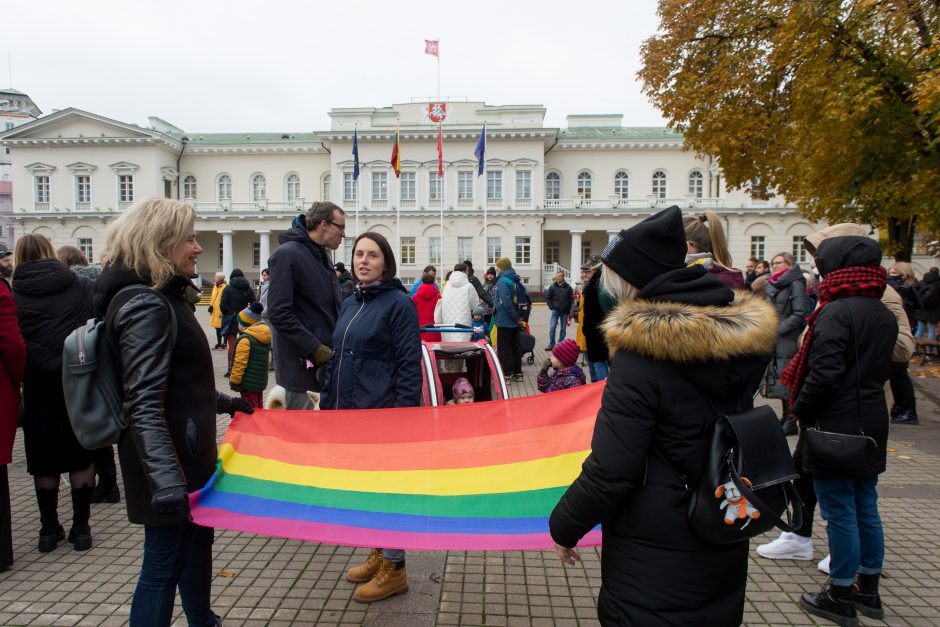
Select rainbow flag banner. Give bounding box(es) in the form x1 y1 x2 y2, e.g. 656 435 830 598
190 382 605 551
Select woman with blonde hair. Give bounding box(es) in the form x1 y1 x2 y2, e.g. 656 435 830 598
94 197 252 626
12 233 96 553
683 211 745 288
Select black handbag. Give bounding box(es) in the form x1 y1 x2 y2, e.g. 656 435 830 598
801 307 881 476
657 404 803 544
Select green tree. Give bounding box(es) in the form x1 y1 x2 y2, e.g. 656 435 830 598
640 0 940 261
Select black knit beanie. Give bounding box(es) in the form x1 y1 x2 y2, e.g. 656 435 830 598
600 205 687 289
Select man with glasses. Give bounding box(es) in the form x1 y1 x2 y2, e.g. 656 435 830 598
267 202 345 409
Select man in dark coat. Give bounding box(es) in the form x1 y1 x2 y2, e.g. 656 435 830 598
549 206 776 626
334 262 356 300
544 270 573 350
462 260 493 310
267 202 344 409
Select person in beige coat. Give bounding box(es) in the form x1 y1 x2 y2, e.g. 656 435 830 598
756 223 913 572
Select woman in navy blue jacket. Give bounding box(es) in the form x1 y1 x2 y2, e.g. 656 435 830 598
320 231 422 604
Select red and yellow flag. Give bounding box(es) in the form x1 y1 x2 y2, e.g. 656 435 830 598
390 127 400 178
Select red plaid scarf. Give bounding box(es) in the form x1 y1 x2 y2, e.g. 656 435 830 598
779 265 887 406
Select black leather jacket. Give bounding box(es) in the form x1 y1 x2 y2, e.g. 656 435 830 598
96 267 230 526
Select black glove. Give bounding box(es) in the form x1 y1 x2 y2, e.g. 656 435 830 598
207 305 213 314
217 392 255 416
151 485 190 520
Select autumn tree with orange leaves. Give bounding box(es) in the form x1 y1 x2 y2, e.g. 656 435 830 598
640 0 940 261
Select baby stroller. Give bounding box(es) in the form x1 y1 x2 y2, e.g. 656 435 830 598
517 302 536 365
418 325 510 405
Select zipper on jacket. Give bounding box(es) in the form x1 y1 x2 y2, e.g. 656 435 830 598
333 299 367 409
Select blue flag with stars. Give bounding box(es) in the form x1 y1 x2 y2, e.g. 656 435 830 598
474 124 486 176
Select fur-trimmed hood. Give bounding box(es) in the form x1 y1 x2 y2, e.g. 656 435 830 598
602 290 776 363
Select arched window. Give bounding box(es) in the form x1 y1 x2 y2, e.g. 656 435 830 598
182 175 197 199
576 171 592 200
545 172 561 200
688 170 704 198
251 174 267 201
652 170 667 199
217 174 231 201
286 174 301 201
614 171 629 199
322 174 331 201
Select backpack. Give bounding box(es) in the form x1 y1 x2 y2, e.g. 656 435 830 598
62 285 177 450
499 275 529 311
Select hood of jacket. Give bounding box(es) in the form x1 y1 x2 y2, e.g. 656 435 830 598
413 282 440 302
638 265 734 307
448 271 469 288
497 268 519 283
815 236 882 276
355 278 408 301
228 275 253 292
277 223 333 268
923 270 939 284
11 258 76 297
243 321 272 344
803 223 868 256
603 289 776 364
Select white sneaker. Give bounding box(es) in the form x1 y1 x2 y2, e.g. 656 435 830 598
817 554 831 574
755 532 814 560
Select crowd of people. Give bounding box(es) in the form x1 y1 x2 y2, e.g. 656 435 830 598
0 195 934 625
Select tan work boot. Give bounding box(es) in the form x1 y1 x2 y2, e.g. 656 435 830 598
346 548 383 583
352 558 408 603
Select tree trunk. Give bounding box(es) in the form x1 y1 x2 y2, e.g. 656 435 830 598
887 216 916 262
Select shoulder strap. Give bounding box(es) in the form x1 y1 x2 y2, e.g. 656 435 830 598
109 284 178 346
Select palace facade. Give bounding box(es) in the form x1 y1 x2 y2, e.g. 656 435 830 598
1 100 854 290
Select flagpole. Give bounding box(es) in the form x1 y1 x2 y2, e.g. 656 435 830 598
437 36 440 102
482 124 487 269
440 122 445 268
354 125 360 250
396 134 400 263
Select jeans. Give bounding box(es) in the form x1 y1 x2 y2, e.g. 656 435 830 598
813 475 884 587
548 311 568 347
383 549 405 562
497 326 522 376
588 360 609 382
130 523 217 627
914 320 937 340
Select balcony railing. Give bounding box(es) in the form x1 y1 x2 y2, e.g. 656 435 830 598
486 197 503 207
545 199 577 209
457 197 473 207
692 197 723 208
34 202 50 211
515 197 532 208
616 199 652 209
372 198 388 209
118 201 134 210
400 198 416 210
75 202 92 211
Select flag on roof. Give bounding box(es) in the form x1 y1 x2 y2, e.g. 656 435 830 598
390 127 400 178
352 128 360 181
189 383 605 551
474 123 486 176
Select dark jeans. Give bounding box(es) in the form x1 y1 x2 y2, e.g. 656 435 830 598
889 361 916 413
814 475 884 587
548 310 568 347
791 428 818 538
130 523 216 627
497 326 522 376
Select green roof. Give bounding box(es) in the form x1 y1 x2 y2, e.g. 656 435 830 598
558 127 682 141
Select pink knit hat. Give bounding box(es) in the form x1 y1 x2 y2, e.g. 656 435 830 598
452 377 474 401
552 339 580 368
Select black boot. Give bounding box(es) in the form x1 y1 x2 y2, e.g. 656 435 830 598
854 573 884 619
68 486 93 551
36 488 64 553
799 580 858 627
891 409 919 425
91 480 120 504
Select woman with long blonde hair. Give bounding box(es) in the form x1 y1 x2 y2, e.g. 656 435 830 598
683 211 745 288
95 197 252 626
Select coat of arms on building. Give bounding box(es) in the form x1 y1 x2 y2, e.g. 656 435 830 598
428 103 447 123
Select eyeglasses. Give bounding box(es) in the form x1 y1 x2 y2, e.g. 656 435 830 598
325 220 346 232
770 260 786 267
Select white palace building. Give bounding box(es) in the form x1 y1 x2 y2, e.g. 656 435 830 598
0 99 845 291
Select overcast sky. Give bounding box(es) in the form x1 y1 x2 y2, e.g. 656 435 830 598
5 0 666 133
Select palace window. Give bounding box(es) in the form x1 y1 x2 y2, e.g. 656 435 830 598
251 174 266 201
78 238 93 264
343 173 358 202
792 236 809 264
515 170 531 200
35 176 50 204
614 171 629 199
322 174 330 201
372 171 387 201
429 236 441 265
76 176 91 204
515 236 531 265
576 171 592 199
688 170 704 198
487 237 501 264
118 175 134 202
429 172 443 201
652 170 667 199
458 237 473 262
458 171 473 200
252 243 261 267
545 172 561 200
401 237 416 265
217 174 232 201
750 236 766 260
544 240 560 264
486 171 502 200
183 175 197 199
286 174 301 201
400 172 416 201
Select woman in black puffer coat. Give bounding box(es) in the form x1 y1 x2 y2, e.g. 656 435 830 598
763 252 808 434
12 234 96 553
220 268 257 370
550 207 776 626
95 198 253 627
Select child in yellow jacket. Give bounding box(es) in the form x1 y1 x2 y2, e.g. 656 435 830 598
229 303 271 409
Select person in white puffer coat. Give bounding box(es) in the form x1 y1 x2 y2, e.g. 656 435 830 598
439 264 480 342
